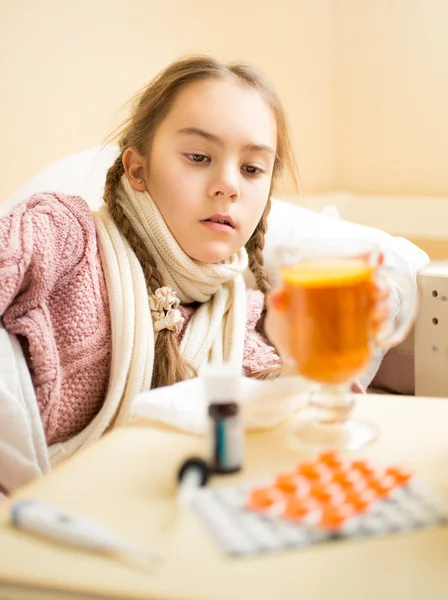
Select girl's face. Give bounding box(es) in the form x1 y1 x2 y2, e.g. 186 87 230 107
126 78 277 263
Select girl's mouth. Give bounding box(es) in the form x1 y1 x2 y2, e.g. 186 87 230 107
201 219 235 233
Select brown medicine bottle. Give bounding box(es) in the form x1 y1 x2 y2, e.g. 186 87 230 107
203 364 244 474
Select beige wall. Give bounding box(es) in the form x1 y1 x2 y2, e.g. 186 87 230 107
0 0 333 201
333 0 448 196
1 0 447 202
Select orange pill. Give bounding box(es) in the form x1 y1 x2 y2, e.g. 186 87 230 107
296 461 332 485
318 450 350 471
283 497 321 522
310 483 345 507
275 473 299 494
319 504 355 531
332 469 366 493
248 486 282 511
366 475 396 498
351 460 380 477
345 488 377 513
385 466 413 486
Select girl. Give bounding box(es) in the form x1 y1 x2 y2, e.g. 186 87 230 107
0 55 425 493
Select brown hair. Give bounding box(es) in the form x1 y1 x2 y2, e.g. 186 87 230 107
104 54 299 387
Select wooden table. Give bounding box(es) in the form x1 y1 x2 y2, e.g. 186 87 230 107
0 394 448 600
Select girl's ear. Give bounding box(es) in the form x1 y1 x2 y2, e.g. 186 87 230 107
122 148 148 192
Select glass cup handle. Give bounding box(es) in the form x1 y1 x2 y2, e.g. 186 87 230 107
374 267 418 350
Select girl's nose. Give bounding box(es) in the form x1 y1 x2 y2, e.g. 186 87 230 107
209 166 240 202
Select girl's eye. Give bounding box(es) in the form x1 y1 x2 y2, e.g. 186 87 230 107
242 164 263 175
186 153 209 163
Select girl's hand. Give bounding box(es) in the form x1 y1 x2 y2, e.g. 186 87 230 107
264 289 295 375
371 277 394 337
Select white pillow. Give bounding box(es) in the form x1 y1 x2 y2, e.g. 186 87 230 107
1 145 119 217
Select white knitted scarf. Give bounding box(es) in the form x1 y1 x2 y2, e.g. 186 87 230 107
116 176 249 366
49 175 248 463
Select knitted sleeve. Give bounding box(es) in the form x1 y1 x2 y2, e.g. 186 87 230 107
0 192 93 319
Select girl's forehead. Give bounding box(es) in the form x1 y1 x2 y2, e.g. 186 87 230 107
163 78 277 147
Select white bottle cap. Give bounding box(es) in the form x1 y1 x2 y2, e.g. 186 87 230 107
202 363 242 404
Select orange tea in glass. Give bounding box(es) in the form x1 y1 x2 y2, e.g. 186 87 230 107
274 240 417 450
282 257 375 385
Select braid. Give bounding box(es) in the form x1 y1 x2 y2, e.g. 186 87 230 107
245 197 272 296
246 196 283 381
104 156 196 388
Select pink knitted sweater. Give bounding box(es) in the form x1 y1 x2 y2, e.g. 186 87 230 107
0 193 281 445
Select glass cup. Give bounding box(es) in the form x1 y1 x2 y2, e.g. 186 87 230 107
273 239 417 451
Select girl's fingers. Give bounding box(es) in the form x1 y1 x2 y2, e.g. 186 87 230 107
266 289 278 311
371 301 392 324
265 291 292 361
372 278 389 302
371 277 394 333
267 289 288 312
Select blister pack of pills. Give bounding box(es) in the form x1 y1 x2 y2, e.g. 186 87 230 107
191 451 448 557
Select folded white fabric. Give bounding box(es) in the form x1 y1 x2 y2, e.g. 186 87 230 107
0 325 50 494
131 375 311 434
